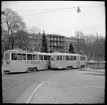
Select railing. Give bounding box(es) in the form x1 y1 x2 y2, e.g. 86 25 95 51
86 61 105 69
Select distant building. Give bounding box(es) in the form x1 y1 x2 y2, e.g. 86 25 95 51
64 37 77 53
26 33 85 53
46 34 65 53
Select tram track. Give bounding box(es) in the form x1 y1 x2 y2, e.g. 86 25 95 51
3 76 33 92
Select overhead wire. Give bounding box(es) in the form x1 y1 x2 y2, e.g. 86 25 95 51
21 6 77 16
16 5 104 12
16 5 104 16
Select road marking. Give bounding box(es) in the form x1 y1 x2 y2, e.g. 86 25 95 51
3 77 33 92
26 82 45 103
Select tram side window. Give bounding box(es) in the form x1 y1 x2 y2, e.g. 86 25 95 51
84 57 85 60
83 57 85 60
81 57 82 60
66 56 69 60
17 53 22 60
12 53 17 60
32 54 38 60
27 54 32 60
57 56 59 60
74 56 76 60
47 56 50 60
63 55 65 60
39 55 43 60
32 55 36 60
60 55 62 60
44 55 48 60
35 55 38 60
81 57 85 60
22 54 26 60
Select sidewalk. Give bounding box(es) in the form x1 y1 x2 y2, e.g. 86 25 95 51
80 67 105 76
80 67 105 71
28 82 104 103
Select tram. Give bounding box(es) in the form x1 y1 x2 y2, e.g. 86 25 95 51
3 49 87 74
3 49 51 74
50 52 81 69
50 52 87 69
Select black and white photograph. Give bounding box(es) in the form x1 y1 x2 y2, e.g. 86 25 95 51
2 1 105 103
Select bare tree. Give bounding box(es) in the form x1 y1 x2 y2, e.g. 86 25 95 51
30 26 41 34
2 8 26 49
75 31 86 54
14 30 29 50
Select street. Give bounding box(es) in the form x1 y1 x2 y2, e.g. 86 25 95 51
2 1 105 104
2 70 60 103
2 68 105 103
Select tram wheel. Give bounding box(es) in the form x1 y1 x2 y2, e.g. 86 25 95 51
70 66 73 69
66 66 73 70
66 66 70 70
27 68 32 73
81 65 85 68
4 70 10 74
34 67 38 72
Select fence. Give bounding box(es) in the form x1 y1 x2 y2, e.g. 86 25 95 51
86 61 105 69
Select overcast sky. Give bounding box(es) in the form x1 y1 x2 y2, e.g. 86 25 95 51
2 1 105 37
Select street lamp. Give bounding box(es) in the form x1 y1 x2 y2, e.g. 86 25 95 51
77 6 81 13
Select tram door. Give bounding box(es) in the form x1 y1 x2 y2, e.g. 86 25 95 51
47 55 51 69
11 53 27 72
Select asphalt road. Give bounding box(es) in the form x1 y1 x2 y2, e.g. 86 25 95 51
2 70 61 103
2 68 105 103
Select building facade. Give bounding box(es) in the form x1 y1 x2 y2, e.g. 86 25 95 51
26 33 85 53
64 37 77 53
46 34 65 53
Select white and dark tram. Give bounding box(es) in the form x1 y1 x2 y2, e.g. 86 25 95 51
2 49 87 74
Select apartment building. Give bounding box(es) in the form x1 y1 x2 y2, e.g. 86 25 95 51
26 32 85 53
64 37 77 53
46 34 65 53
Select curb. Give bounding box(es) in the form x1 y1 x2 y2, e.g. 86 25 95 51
26 82 44 103
15 81 57 103
14 82 41 103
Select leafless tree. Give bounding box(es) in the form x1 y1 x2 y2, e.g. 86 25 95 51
30 26 41 34
75 31 86 54
2 8 26 49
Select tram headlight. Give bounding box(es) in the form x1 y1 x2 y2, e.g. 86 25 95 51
6 61 10 65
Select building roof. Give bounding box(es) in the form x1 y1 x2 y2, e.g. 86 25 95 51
46 34 65 37
28 33 42 39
